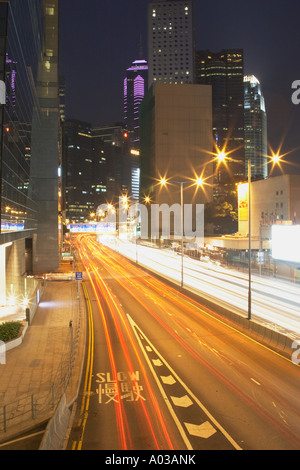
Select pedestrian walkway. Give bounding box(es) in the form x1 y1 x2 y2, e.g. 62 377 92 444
0 262 86 443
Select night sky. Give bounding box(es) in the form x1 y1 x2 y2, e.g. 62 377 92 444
59 0 300 169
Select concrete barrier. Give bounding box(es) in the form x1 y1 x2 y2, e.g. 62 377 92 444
39 394 71 451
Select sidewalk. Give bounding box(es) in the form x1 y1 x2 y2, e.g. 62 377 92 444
0 262 86 443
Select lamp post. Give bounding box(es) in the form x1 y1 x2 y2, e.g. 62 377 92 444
248 158 252 320
180 182 184 288
247 153 282 321
160 177 204 288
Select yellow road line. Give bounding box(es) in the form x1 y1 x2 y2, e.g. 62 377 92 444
72 283 94 450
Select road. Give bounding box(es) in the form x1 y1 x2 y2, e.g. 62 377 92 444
66 235 300 450
111 238 300 337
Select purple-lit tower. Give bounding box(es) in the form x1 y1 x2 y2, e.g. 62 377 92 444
124 59 148 148
124 59 148 201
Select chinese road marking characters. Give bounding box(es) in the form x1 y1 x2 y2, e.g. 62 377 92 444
96 371 146 405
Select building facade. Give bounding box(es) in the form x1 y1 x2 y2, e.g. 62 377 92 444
148 0 195 88
196 49 245 185
244 75 268 181
124 59 148 201
0 0 59 306
29 0 60 274
238 174 300 238
140 83 214 239
124 59 148 147
63 120 96 224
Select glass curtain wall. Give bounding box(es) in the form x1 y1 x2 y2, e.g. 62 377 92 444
1 0 43 234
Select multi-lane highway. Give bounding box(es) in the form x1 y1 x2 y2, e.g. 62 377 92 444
67 235 300 450
108 238 300 337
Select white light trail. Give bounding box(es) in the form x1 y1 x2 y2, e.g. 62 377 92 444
99 236 300 337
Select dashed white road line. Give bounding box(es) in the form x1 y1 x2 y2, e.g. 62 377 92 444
127 314 242 451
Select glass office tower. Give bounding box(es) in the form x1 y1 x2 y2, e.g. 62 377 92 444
0 0 44 307
196 49 245 184
244 75 268 181
0 0 60 307
0 0 43 238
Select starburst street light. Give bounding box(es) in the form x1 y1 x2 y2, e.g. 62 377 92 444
271 153 281 164
216 150 227 162
159 175 206 288
159 175 207 189
267 144 297 175
195 176 205 187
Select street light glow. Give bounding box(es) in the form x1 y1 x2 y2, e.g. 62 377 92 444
195 177 204 187
217 151 226 162
271 153 281 163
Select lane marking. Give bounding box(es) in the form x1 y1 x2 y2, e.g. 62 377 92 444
171 395 193 408
152 358 163 367
127 315 193 450
161 375 176 385
127 314 242 450
250 378 261 386
72 283 94 450
185 421 217 439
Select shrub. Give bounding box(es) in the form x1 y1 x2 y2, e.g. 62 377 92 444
0 321 23 343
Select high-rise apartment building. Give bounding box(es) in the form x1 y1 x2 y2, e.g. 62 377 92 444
196 49 245 185
148 0 195 87
244 75 268 181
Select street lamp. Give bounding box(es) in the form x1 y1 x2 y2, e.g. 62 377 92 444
160 176 204 288
247 152 283 321
247 158 252 320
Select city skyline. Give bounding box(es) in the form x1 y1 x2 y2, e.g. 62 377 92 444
60 0 300 168
1 0 300 452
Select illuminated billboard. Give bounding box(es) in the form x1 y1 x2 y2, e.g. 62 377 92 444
67 223 97 233
272 225 300 263
238 183 248 222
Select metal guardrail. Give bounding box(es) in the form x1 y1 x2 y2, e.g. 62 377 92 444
0 281 82 442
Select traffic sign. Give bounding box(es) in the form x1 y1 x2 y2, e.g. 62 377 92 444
76 272 83 281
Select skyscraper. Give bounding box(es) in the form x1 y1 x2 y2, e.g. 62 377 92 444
196 49 245 184
140 83 214 210
30 0 61 273
63 120 95 224
0 0 44 305
148 0 195 87
244 75 268 180
124 58 148 201
124 59 148 147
